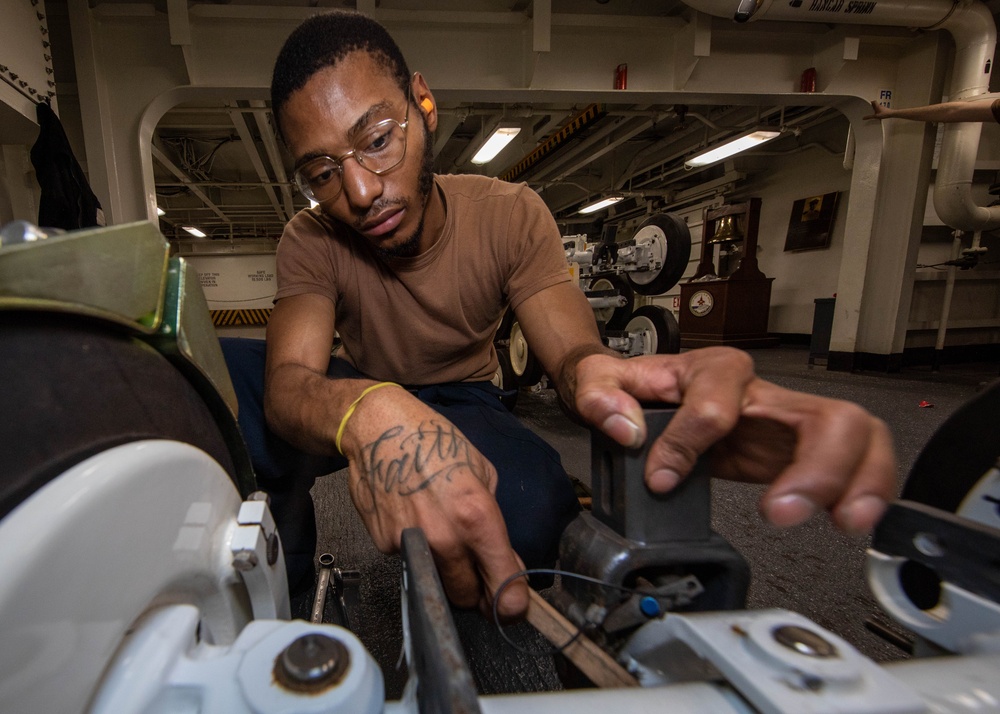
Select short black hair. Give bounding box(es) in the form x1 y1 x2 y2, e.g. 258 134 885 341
270 11 411 140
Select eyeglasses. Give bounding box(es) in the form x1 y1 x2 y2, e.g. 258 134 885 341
293 89 411 204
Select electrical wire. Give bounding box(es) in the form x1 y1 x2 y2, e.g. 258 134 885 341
491 568 660 658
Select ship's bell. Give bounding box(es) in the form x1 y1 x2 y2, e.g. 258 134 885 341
709 214 743 244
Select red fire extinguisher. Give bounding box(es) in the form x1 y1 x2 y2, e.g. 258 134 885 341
800 67 817 93
614 63 628 90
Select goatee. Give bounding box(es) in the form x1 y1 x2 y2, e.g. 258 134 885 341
375 121 435 260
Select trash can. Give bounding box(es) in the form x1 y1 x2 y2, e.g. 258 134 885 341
809 297 835 365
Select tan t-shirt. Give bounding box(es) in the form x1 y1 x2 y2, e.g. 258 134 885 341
274 173 571 385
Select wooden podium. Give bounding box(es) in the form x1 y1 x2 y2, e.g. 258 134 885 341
679 198 778 349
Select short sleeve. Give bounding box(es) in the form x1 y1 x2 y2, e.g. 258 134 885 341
503 185 572 310
274 210 340 305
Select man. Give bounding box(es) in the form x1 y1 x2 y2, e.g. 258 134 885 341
865 97 1000 123
224 11 896 620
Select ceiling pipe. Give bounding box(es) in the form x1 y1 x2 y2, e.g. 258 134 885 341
678 0 1000 232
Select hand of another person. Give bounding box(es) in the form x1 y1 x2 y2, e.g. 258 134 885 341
337 386 528 618
863 99 889 121
569 347 896 536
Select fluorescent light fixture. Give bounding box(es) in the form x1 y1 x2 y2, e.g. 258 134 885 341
684 128 782 169
578 195 625 215
182 226 207 238
309 199 319 209
471 125 521 165
156 206 166 216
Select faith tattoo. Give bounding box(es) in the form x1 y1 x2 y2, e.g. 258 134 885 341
352 419 488 514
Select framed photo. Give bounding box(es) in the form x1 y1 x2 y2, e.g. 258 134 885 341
783 192 840 252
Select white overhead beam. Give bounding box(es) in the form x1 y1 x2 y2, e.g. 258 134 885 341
533 0 551 53
226 101 286 223
250 100 296 221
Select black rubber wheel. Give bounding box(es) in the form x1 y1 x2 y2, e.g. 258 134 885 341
0 312 238 520
886 378 1000 614
902 378 1000 513
492 349 519 411
508 320 545 386
626 213 692 296
624 305 681 355
588 274 634 331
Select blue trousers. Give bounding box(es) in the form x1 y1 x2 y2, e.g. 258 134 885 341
219 338 580 592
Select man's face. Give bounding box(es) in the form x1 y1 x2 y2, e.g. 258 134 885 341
280 52 436 257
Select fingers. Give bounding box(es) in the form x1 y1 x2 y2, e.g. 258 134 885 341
642 349 755 490
431 495 528 618
743 381 896 534
572 355 649 449
569 346 896 538
864 99 889 121
348 447 528 618
572 349 746 452
480 552 529 622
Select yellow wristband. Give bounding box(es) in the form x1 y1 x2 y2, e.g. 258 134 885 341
335 382 400 455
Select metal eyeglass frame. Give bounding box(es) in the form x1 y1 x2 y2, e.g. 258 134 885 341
293 86 412 204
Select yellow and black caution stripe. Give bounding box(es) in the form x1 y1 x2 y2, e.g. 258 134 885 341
500 103 606 184
210 308 272 327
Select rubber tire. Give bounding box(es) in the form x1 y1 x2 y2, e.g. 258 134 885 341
508 320 545 387
902 377 1000 513
588 274 634 331
626 213 692 296
625 305 681 355
493 349 519 411
0 312 236 520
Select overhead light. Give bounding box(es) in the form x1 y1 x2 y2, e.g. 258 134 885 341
309 199 319 209
578 195 625 215
182 226 207 238
471 125 521 165
684 128 782 169
156 206 166 216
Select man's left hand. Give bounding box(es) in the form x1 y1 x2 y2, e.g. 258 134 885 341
569 347 896 535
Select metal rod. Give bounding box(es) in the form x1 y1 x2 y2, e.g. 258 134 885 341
310 553 336 624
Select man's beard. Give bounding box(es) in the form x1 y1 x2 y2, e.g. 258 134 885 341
375 121 435 260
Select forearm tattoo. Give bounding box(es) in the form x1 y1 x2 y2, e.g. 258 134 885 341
351 419 489 514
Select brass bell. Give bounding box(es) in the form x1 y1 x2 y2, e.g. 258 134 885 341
709 214 743 244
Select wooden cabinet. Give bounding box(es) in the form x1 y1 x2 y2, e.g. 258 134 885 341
679 198 778 349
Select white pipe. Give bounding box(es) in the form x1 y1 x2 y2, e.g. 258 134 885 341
679 0 999 233
934 2 1000 231
934 231 963 367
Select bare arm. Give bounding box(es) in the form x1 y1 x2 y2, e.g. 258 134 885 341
510 280 617 409
264 294 527 617
264 294 353 453
864 98 996 123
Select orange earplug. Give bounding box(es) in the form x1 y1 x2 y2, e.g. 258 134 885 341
420 98 434 114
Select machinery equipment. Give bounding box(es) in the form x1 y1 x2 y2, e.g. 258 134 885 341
496 212 690 390
2 220 999 713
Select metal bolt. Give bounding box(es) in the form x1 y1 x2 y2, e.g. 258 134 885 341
233 550 258 572
913 532 944 558
772 625 838 658
274 633 350 693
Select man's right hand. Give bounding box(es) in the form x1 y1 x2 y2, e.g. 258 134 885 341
338 385 528 619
